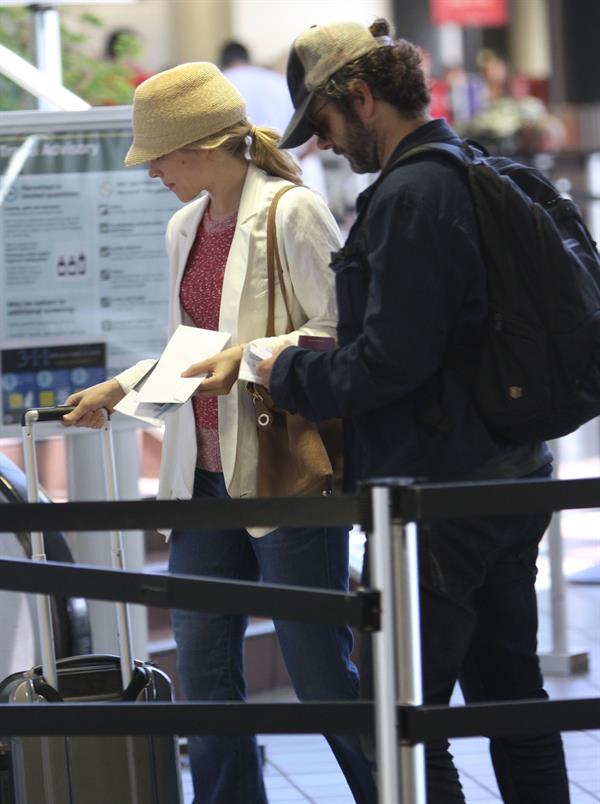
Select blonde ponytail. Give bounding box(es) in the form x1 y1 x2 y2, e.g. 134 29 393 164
186 119 302 185
248 125 302 185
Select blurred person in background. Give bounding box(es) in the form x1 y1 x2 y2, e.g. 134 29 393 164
460 48 565 155
220 39 294 137
105 27 151 87
221 39 328 197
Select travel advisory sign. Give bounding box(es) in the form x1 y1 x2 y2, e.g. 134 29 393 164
0 128 180 377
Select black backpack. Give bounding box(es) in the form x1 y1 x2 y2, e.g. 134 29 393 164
389 140 600 444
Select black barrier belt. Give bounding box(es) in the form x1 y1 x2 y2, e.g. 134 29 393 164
0 495 359 532
392 476 600 522
0 698 598 738
0 558 380 631
0 702 373 736
400 698 600 744
4 477 600 534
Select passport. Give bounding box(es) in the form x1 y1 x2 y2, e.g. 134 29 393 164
297 335 335 351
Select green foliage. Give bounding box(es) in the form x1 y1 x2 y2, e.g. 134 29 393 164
0 8 143 110
0 8 36 110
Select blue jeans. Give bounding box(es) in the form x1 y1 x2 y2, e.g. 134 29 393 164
169 469 377 804
361 464 570 803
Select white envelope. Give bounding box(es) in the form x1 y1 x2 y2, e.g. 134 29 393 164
136 324 231 404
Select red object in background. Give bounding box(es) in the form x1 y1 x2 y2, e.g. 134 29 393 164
525 77 550 104
430 78 453 123
132 69 152 87
419 47 453 124
430 0 508 27
508 75 550 103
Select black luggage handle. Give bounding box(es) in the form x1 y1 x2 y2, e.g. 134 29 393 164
21 405 75 425
122 665 151 701
21 405 110 427
30 659 151 703
21 405 112 426
32 675 63 702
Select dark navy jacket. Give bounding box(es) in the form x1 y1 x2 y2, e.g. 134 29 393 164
270 119 549 488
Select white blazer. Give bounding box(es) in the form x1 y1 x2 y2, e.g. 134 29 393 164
116 163 341 531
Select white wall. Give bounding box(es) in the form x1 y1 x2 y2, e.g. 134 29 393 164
231 0 392 68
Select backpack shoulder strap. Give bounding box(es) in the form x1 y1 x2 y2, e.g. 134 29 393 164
384 140 480 175
350 139 479 234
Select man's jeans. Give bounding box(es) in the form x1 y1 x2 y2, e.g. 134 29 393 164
169 469 377 804
362 466 570 803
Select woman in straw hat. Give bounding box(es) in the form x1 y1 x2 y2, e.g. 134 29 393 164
62 63 376 804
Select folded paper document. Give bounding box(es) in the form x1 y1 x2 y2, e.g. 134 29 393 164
114 325 231 425
137 325 231 404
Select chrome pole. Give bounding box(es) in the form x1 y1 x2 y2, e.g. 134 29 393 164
22 409 58 690
99 411 134 689
393 519 426 803
33 4 63 111
369 485 400 803
99 411 139 804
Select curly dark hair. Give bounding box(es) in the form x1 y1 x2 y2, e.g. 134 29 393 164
317 19 431 120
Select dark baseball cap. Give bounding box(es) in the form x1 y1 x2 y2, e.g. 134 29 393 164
278 21 385 150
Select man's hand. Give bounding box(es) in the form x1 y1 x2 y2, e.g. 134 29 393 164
181 345 244 398
256 345 286 390
62 379 125 429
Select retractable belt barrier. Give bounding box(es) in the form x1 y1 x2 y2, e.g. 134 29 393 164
0 557 380 630
0 493 361 532
1 476 599 804
0 698 598 739
3 475 600 534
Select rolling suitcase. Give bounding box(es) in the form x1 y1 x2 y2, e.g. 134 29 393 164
0 406 183 804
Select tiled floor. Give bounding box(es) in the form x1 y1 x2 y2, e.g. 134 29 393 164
179 502 600 802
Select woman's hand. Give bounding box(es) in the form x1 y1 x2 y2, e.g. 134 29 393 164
61 379 125 429
181 345 244 398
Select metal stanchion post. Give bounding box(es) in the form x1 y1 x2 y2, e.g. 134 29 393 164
392 515 426 804
100 415 133 690
539 439 589 676
22 410 57 690
370 485 401 803
32 4 62 112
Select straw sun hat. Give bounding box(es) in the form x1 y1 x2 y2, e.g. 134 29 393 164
124 62 247 167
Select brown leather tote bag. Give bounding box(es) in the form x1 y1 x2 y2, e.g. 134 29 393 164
247 185 343 497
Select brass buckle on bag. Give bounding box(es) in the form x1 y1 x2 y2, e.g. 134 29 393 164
247 384 262 403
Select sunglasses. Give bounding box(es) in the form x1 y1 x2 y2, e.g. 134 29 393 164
306 99 330 140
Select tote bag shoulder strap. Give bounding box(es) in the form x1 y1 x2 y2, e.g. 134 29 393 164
265 184 300 337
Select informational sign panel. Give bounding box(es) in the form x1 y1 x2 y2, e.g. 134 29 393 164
430 0 508 27
0 107 181 435
1 340 105 424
